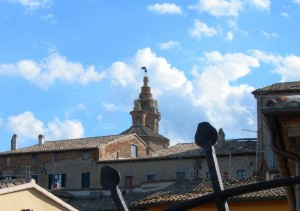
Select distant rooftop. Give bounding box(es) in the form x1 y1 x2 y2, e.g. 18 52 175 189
0 134 138 155
252 81 300 95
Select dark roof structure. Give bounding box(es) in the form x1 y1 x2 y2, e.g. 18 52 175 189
0 134 139 155
132 176 286 208
120 125 168 140
252 81 300 95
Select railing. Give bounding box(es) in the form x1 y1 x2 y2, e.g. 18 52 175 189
101 122 300 211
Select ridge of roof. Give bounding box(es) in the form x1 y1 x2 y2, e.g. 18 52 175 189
0 134 137 155
120 126 169 140
252 81 300 95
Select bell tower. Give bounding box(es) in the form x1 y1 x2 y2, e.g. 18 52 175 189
130 69 160 133
120 67 169 151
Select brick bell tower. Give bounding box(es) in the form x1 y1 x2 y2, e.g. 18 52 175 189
130 69 160 132
120 67 169 152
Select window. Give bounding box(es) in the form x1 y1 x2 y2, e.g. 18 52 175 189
83 151 89 160
48 174 66 189
206 172 211 179
81 172 90 188
31 154 37 163
0 176 13 180
54 152 61 162
31 174 39 184
176 172 185 180
5 156 10 166
131 145 138 157
237 170 246 179
146 173 156 182
124 176 133 189
136 117 141 125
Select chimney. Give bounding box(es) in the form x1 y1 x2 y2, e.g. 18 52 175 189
38 134 44 145
11 134 18 150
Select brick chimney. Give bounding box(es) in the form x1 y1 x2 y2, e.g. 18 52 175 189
11 134 18 150
38 134 44 145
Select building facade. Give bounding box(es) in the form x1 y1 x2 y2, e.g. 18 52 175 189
0 134 149 189
252 81 300 172
98 138 257 190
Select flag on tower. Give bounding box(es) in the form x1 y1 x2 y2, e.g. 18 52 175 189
141 66 147 73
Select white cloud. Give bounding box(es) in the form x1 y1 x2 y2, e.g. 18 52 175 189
41 13 57 24
190 51 259 132
46 118 84 140
6 111 84 142
275 55 300 82
109 61 137 87
293 0 300 4
226 31 234 41
261 30 278 39
7 111 45 140
189 19 218 40
281 12 290 18
188 0 270 17
147 3 182 15
249 0 270 10
158 41 180 50
0 54 105 88
188 0 243 17
6 0 52 10
251 50 300 82
107 48 259 142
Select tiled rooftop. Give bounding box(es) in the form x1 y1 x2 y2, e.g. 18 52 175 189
120 125 169 140
132 176 286 208
252 81 300 95
0 179 28 189
148 139 257 159
0 134 135 155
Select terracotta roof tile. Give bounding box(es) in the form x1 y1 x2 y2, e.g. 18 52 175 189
0 134 134 155
132 176 286 207
147 139 257 159
252 81 300 95
120 126 169 140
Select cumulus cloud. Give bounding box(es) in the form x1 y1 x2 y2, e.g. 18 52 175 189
0 54 105 88
190 52 259 130
188 0 270 17
107 48 259 143
251 50 300 82
46 118 84 140
6 111 84 142
188 0 243 17
6 0 52 10
158 41 180 50
189 19 218 39
147 3 182 15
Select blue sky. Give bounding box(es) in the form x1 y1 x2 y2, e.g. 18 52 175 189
1 0 300 151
